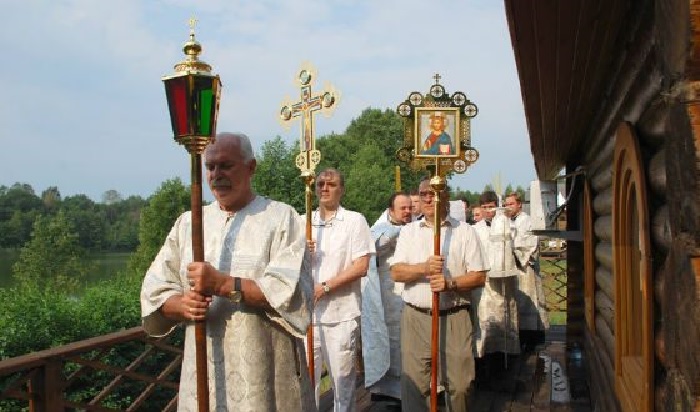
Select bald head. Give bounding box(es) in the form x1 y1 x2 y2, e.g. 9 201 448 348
204 132 257 212
206 132 255 164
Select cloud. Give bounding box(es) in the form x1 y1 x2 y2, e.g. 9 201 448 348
0 0 535 200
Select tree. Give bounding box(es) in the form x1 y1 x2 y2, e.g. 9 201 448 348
314 108 424 218
128 178 190 275
0 184 43 247
12 211 93 294
61 195 105 250
343 145 394 224
252 136 305 211
102 190 122 205
41 186 61 212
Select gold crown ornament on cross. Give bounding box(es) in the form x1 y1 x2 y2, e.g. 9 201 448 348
279 62 339 176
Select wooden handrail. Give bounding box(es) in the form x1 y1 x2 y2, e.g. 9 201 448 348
0 326 182 411
0 327 145 375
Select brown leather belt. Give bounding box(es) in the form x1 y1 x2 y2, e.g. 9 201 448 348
406 302 470 316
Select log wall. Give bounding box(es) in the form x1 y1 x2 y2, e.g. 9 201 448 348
577 1 700 410
570 1 687 411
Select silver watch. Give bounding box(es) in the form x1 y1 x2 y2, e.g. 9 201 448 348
229 277 243 303
322 281 331 294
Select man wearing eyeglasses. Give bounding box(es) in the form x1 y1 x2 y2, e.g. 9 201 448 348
389 179 487 412
304 168 374 412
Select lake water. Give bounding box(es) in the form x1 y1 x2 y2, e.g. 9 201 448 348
0 249 132 289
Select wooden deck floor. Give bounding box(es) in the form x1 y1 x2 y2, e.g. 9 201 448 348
322 326 591 412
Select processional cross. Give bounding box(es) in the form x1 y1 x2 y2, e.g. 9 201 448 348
279 64 338 387
280 65 337 175
395 74 479 412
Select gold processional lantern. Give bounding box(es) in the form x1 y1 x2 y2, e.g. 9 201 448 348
163 20 222 154
161 19 221 412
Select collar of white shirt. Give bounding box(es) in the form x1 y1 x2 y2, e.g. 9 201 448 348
418 216 458 228
313 205 347 225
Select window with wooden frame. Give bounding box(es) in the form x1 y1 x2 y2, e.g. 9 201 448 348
612 122 653 412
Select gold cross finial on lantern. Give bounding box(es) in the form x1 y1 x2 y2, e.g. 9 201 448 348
188 16 198 34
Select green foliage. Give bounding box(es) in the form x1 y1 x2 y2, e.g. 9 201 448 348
12 211 94 294
252 136 305 211
1 199 140 360
61 194 107 249
0 272 142 360
0 183 146 252
128 178 190 275
40 185 61 212
343 145 395 224
451 188 481 206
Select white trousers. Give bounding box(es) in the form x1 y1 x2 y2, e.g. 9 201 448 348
306 318 359 412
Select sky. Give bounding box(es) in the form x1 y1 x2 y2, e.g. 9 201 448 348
1 0 536 202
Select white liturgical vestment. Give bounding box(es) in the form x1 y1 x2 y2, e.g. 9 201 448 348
472 214 520 356
361 216 404 398
141 197 316 412
511 212 549 331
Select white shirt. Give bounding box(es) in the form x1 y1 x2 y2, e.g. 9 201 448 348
389 216 488 309
305 206 374 323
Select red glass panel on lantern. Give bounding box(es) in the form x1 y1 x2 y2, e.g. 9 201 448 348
165 77 189 136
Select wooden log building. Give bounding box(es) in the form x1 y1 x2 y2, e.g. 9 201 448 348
504 1 700 411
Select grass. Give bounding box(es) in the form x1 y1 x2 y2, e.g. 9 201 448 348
541 257 568 326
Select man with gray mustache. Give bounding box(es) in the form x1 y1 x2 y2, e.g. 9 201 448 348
140 132 315 411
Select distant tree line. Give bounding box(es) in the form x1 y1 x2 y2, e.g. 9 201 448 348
0 183 146 251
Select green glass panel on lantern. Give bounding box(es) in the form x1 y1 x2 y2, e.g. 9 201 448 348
199 89 213 135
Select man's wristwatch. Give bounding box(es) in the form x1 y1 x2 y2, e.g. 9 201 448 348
229 277 243 303
447 279 458 291
322 281 331 294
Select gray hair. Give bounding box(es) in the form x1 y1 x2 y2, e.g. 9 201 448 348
215 132 255 163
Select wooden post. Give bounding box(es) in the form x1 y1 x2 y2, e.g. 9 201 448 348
29 360 64 412
190 153 209 412
303 173 315 387
429 169 445 412
395 165 402 192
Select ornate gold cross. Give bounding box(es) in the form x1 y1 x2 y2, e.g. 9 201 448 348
280 64 337 174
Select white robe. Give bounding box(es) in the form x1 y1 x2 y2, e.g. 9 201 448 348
361 217 404 399
511 212 549 331
140 197 316 412
472 214 520 356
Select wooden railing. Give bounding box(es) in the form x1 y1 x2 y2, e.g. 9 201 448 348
0 326 183 411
